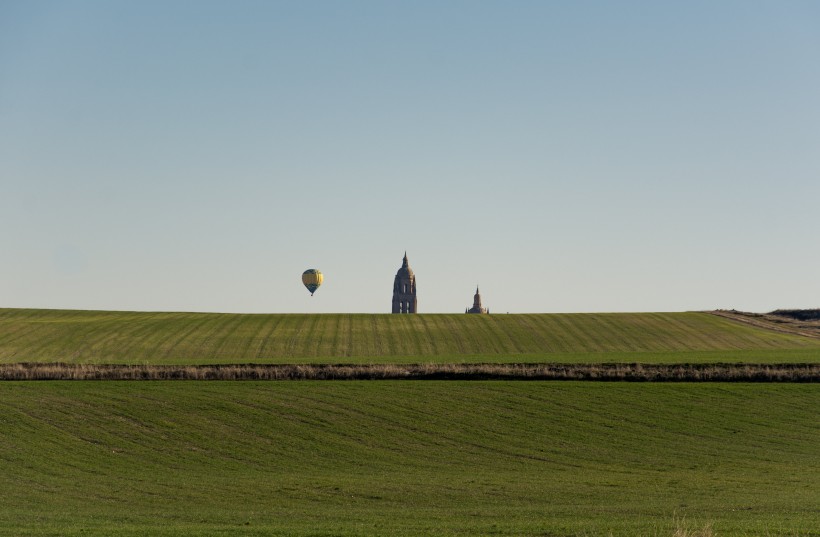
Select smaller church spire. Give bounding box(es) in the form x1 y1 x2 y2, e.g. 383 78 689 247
466 285 489 314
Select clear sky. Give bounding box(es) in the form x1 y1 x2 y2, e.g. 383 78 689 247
1 1 818 314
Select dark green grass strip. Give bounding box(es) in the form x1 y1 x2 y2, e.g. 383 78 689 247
0 382 817 536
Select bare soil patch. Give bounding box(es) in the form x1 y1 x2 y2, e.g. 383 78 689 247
711 309 820 340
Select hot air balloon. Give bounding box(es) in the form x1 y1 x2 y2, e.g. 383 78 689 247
301 269 323 296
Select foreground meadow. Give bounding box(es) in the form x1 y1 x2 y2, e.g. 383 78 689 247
1 381 817 536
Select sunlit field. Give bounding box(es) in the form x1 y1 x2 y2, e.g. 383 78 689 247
1 309 818 364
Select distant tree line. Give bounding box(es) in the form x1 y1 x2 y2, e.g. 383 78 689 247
770 309 820 321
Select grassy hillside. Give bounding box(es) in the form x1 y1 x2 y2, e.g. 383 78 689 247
1 309 819 364
1 381 817 536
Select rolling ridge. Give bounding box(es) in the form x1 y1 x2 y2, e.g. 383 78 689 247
1 309 819 364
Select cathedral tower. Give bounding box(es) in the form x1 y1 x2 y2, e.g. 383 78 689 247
392 252 417 313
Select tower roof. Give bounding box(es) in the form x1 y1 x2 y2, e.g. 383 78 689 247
396 252 414 278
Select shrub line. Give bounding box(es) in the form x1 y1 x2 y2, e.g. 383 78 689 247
1 363 818 381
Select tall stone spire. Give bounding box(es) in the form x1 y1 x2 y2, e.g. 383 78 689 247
392 252 417 313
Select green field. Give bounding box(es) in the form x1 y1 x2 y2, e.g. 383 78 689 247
1 381 817 536
1 309 819 364
2 309 818 535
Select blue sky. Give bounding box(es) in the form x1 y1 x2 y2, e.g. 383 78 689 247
1 1 818 313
